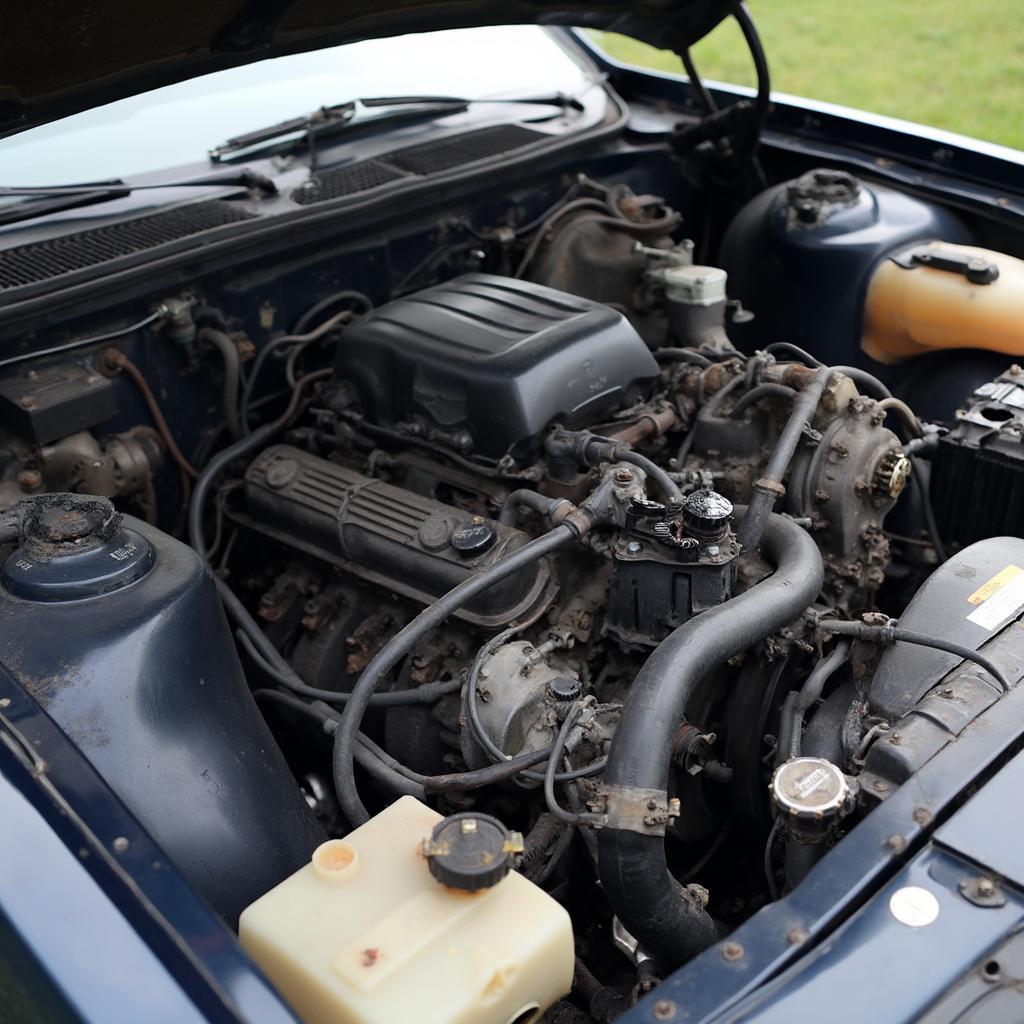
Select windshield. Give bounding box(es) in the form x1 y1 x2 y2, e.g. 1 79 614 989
0 27 593 186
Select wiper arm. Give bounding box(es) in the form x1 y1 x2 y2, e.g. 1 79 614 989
208 97 468 164
0 167 276 200
208 92 585 164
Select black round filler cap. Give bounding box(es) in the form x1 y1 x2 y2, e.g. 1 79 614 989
422 812 519 891
450 518 496 557
681 489 733 541
2 494 154 602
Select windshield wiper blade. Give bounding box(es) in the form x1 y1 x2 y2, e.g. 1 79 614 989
209 97 468 163
208 92 585 164
0 168 276 200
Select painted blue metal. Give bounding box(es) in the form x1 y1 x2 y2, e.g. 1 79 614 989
622 678 1024 1023
695 749 1024 1022
0 669 299 1024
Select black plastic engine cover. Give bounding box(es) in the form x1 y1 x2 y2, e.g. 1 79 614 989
334 274 658 458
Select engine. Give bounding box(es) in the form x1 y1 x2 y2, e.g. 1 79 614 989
4 169 1024 1020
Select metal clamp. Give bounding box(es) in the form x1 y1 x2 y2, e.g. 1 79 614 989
598 784 681 836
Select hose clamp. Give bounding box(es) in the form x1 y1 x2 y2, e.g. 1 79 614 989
599 784 681 837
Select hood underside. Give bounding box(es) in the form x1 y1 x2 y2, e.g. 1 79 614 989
0 1 730 142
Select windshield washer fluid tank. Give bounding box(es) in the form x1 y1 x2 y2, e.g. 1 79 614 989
240 796 574 1024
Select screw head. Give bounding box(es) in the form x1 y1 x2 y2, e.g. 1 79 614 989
721 941 744 962
653 1000 676 1020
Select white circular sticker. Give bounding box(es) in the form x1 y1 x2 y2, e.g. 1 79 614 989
889 885 940 927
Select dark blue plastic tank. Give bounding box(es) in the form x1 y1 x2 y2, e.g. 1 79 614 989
718 167 971 366
0 494 323 926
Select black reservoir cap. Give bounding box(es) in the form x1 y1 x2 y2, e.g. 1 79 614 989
422 812 523 892
681 489 733 541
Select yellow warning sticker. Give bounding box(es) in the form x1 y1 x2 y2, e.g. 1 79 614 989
968 565 1024 606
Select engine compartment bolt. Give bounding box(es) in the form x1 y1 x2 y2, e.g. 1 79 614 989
17 469 42 492
626 540 642 554
653 1000 677 1020
721 941 744 962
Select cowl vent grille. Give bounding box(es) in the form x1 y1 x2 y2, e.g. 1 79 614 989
291 159 409 206
0 201 256 290
289 124 546 205
385 124 545 175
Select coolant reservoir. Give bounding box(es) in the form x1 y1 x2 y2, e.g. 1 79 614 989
863 241 1024 363
239 796 574 1024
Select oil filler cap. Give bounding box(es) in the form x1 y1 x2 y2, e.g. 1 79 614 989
2 493 154 602
422 812 523 892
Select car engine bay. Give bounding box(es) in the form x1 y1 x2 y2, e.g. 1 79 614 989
4 137 1024 1021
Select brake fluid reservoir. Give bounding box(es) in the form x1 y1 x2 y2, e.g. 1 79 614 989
239 796 574 1024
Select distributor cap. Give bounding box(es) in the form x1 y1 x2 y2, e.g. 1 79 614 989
422 812 523 892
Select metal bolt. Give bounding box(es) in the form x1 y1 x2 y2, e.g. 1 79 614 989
721 941 744 962
940 686 955 698
886 835 907 853
913 807 933 826
626 541 642 554
872 780 889 793
653 1000 677 1021
0 697 10 709
614 467 634 483
977 878 996 897
112 836 129 853
786 927 809 946
16 468 42 492
890 732 901 745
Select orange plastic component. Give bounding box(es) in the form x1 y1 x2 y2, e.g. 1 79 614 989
862 241 1024 364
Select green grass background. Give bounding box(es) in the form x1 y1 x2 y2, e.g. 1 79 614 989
588 0 1024 152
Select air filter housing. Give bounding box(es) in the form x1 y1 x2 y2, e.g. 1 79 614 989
333 274 658 458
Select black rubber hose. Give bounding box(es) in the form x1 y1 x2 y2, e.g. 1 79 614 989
654 348 713 367
817 619 1011 692
596 511 824 965
617 449 682 501
788 641 850 759
334 523 578 826
736 367 830 551
498 490 570 527
729 382 796 418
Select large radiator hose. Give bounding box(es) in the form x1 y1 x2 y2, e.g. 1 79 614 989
596 511 824 965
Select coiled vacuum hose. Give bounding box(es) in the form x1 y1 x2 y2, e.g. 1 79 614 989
596 511 824 965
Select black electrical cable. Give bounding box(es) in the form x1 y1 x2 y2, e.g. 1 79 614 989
333 523 579 826
292 289 373 334
654 348 713 367
681 48 717 117
817 619 1011 692
239 310 351 433
0 309 165 370
544 703 605 826
252 689 426 799
237 629 463 706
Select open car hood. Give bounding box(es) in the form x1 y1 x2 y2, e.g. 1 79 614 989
0 0 731 141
